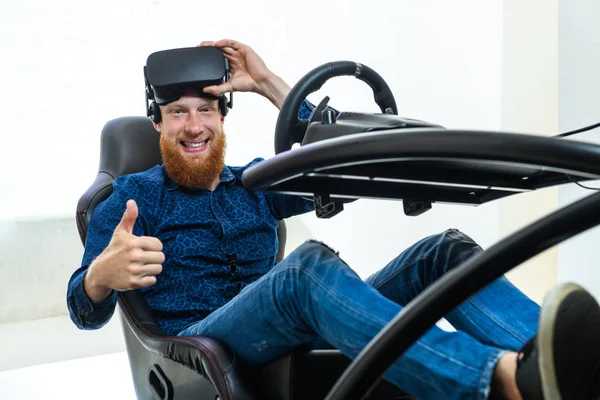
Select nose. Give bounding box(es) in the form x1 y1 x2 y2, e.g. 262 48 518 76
185 112 204 135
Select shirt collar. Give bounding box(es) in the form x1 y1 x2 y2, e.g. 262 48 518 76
162 164 235 191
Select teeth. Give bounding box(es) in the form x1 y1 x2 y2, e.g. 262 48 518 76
183 140 208 148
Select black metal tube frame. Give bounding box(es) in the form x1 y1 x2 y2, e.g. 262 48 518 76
325 190 600 399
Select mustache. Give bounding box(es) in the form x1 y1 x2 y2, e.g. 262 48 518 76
159 129 227 189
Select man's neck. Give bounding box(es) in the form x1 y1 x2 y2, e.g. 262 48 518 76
208 176 220 191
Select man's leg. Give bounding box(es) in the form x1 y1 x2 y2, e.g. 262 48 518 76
179 240 506 399
365 229 540 351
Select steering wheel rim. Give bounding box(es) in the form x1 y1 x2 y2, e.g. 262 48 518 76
274 61 398 154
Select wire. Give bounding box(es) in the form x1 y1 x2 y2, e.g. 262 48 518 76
558 122 600 189
567 174 600 191
556 121 600 138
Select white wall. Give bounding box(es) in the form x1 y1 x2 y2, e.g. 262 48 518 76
1 0 506 370
0 0 505 275
498 0 559 304
283 0 505 276
557 0 600 298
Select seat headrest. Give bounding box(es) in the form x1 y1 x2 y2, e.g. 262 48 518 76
76 117 162 244
100 116 162 178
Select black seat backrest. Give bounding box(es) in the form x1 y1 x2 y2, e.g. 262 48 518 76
76 115 287 257
76 117 161 243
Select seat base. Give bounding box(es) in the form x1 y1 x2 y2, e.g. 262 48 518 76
258 350 413 399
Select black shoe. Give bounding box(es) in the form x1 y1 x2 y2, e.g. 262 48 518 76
516 282 600 400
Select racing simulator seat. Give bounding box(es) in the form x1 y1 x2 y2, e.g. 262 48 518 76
75 116 410 400
76 46 600 400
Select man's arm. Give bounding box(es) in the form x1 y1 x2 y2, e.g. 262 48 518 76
66 194 126 330
200 39 294 110
200 39 332 119
67 180 164 330
257 73 291 110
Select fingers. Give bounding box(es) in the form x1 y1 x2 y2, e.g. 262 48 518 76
129 248 165 264
115 199 138 234
198 39 246 51
139 250 165 265
137 236 163 252
141 264 163 277
214 39 242 50
220 47 236 56
129 263 162 289
137 275 157 288
203 82 235 96
197 41 237 60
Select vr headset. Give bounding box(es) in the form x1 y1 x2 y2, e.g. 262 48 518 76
144 46 233 123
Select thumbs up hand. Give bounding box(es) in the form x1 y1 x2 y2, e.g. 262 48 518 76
84 200 165 301
114 198 139 234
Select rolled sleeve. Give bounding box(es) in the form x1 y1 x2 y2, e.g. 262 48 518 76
66 267 118 330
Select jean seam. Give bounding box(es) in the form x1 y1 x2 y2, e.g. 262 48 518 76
293 265 475 394
371 233 479 293
416 340 483 373
288 263 487 382
477 349 507 400
370 256 435 292
465 299 528 344
285 264 388 328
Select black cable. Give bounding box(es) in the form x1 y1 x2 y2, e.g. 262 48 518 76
554 121 600 188
567 174 600 190
556 121 600 137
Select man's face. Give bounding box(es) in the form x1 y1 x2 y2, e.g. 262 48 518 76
154 89 226 189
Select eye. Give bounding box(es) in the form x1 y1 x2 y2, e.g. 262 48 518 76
200 107 213 113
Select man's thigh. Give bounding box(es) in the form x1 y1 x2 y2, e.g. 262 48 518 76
178 263 320 364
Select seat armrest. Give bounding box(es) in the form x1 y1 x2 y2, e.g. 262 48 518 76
119 291 167 336
118 293 259 399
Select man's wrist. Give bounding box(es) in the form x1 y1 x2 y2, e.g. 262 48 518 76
258 74 291 109
84 262 112 302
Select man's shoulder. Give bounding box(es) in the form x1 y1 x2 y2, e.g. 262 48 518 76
114 165 165 186
227 157 265 181
112 165 166 196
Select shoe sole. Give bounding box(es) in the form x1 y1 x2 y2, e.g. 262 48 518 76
537 282 588 400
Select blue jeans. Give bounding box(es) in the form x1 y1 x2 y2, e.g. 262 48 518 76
179 229 540 399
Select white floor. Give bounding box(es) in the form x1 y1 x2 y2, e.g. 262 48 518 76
0 315 126 372
0 352 136 400
0 313 133 399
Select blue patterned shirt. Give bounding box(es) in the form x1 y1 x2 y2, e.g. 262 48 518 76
67 101 316 336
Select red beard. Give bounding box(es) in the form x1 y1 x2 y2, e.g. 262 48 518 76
160 129 227 189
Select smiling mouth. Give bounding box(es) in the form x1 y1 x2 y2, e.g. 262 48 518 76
181 139 209 149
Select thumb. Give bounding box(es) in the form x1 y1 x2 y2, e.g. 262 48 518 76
203 82 234 96
116 199 138 235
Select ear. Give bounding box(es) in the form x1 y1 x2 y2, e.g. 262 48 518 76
152 121 161 132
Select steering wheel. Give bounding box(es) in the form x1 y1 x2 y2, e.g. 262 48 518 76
274 61 399 154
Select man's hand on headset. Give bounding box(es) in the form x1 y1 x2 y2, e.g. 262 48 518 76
198 39 292 109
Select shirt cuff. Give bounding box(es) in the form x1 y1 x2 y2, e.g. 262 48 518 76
298 99 315 120
75 271 116 313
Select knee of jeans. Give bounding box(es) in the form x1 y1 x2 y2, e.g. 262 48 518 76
440 228 478 245
433 229 481 269
285 240 349 275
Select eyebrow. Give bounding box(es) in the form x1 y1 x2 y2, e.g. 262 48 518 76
165 100 214 110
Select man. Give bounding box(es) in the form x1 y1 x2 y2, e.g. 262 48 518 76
67 39 600 399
